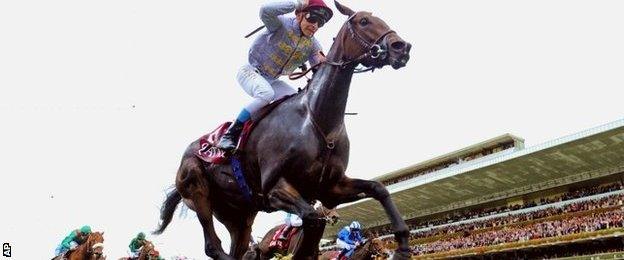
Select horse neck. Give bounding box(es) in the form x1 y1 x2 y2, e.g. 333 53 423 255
305 29 356 135
353 241 371 259
73 242 89 259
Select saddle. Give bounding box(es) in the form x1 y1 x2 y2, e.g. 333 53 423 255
327 251 348 260
195 94 296 164
269 224 299 251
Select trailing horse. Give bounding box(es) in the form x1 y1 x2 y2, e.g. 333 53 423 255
155 1 412 259
318 239 390 260
243 205 339 260
118 241 160 260
53 232 106 260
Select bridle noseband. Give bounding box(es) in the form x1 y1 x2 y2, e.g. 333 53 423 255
289 12 397 80
325 13 396 71
86 240 104 259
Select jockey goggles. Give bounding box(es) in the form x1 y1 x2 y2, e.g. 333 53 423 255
304 12 327 28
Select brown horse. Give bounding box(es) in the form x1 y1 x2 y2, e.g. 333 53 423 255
155 1 412 259
137 241 160 260
117 241 160 260
318 239 389 260
244 206 339 260
54 232 106 260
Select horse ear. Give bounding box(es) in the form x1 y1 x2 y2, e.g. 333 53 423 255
334 0 355 16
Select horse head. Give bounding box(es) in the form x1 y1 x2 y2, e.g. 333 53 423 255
316 205 340 225
85 231 105 260
369 238 391 259
330 1 411 70
354 238 390 260
139 241 160 260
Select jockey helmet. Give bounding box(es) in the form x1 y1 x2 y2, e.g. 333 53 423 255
349 221 361 230
301 0 333 24
80 225 92 234
137 232 146 239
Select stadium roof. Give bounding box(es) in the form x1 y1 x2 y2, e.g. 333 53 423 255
373 133 525 183
324 118 624 238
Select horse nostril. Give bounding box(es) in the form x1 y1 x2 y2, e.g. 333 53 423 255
390 41 406 51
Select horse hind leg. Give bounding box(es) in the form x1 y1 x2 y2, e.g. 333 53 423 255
220 213 256 260
176 157 234 260
189 190 237 259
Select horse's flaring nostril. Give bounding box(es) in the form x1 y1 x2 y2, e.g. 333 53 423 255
391 41 406 51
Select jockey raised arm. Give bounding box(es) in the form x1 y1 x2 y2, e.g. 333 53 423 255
216 0 333 153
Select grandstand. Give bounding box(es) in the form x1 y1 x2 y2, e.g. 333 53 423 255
323 119 624 259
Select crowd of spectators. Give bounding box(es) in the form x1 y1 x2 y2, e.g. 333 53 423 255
320 180 624 259
412 209 624 255
453 236 624 259
365 183 623 238
406 193 624 242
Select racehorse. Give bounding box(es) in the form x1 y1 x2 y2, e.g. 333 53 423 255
53 232 106 260
137 241 160 260
243 206 339 260
117 241 160 260
155 1 412 259
318 239 390 260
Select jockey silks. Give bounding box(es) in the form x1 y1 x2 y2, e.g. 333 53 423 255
248 0 324 79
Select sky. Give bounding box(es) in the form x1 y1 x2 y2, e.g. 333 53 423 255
1 0 623 259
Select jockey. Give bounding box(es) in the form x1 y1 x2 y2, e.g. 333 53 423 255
278 212 303 240
336 221 364 259
128 232 148 258
216 0 333 152
54 225 92 256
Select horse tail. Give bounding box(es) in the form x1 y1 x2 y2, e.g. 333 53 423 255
153 188 182 235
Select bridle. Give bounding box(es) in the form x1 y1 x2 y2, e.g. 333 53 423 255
289 12 397 80
85 235 105 259
318 206 340 225
325 13 396 71
357 240 388 259
141 242 158 260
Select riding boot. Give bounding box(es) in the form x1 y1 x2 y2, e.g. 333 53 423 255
278 226 291 240
217 119 245 152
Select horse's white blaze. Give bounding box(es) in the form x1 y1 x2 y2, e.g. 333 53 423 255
92 242 104 249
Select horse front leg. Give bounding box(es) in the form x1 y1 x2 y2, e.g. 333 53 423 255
322 177 412 260
265 179 325 260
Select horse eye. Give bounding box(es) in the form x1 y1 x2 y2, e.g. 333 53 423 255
359 18 369 26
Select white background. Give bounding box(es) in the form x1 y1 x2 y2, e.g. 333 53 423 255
1 0 623 259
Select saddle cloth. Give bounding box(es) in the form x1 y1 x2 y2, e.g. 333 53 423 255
269 224 299 250
195 93 296 164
